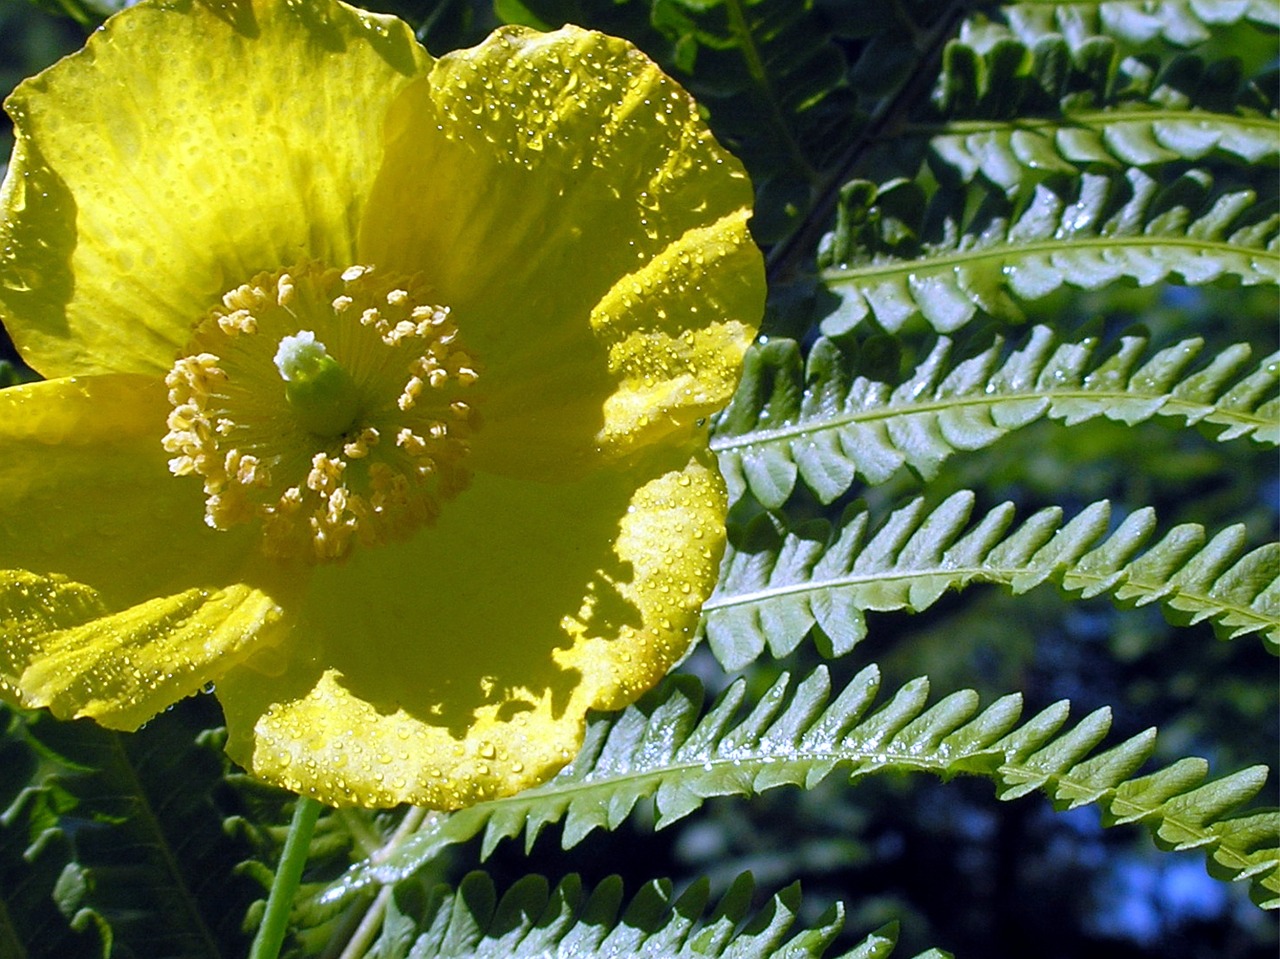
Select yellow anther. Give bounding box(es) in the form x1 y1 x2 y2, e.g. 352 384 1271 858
343 427 380 459
398 376 425 411
306 452 346 494
218 309 258 335
396 428 428 456
276 273 296 307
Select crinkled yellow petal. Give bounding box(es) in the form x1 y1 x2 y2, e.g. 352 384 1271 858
359 25 763 477
590 211 760 456
0 376 297 727
217 453 726 808
0 0 429 378
4 574 287 729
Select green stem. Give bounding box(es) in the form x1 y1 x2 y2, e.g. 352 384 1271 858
250 796 323 959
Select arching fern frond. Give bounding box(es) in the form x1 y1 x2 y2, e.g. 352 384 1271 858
328 667 1280 910
367 870 940 959
712 327 1278 506
702 493 1279 666
817 167 1279 336
938 26 1277 118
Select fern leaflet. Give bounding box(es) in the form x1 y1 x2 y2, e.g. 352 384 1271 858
999 0 1280 50
926 110 1277 189
916 26 1280 190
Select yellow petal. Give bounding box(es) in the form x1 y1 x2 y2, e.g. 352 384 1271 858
0 375 297 727
5 575 287 729
217 452 727 808
590 210 760 457
360 25 763 477
0 0 430 378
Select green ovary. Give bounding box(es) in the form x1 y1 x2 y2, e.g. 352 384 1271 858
274 331 363 437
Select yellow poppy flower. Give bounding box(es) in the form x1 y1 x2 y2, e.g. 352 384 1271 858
0 0 762 808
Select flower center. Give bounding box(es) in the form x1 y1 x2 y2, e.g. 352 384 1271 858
163 262 479 563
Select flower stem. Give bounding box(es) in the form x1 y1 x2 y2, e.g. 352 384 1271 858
250 796 323 959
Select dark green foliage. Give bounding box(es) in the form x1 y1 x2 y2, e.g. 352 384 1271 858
0 699 257 959
20 0 122 28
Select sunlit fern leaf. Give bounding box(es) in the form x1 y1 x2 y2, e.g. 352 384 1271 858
999 0 1280 50
711 327 1278 506
816 167 1278 336
0 701 255 959
701 493 1279 667
926 112 1278 192
920 38 1278 191
328 667 1280 910
918 19 1280 187
938 24 1277 118
366 870 946 959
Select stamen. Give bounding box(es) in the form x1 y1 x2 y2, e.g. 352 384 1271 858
162 262 479 563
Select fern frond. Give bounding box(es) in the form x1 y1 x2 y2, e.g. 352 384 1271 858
702 493 1279 666
817 168 1278 335
366 870 941 959
711 327 1279 506
1000 0 1280 50
919 30 1279 191
925 111 1277 192
329 668 1280 911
